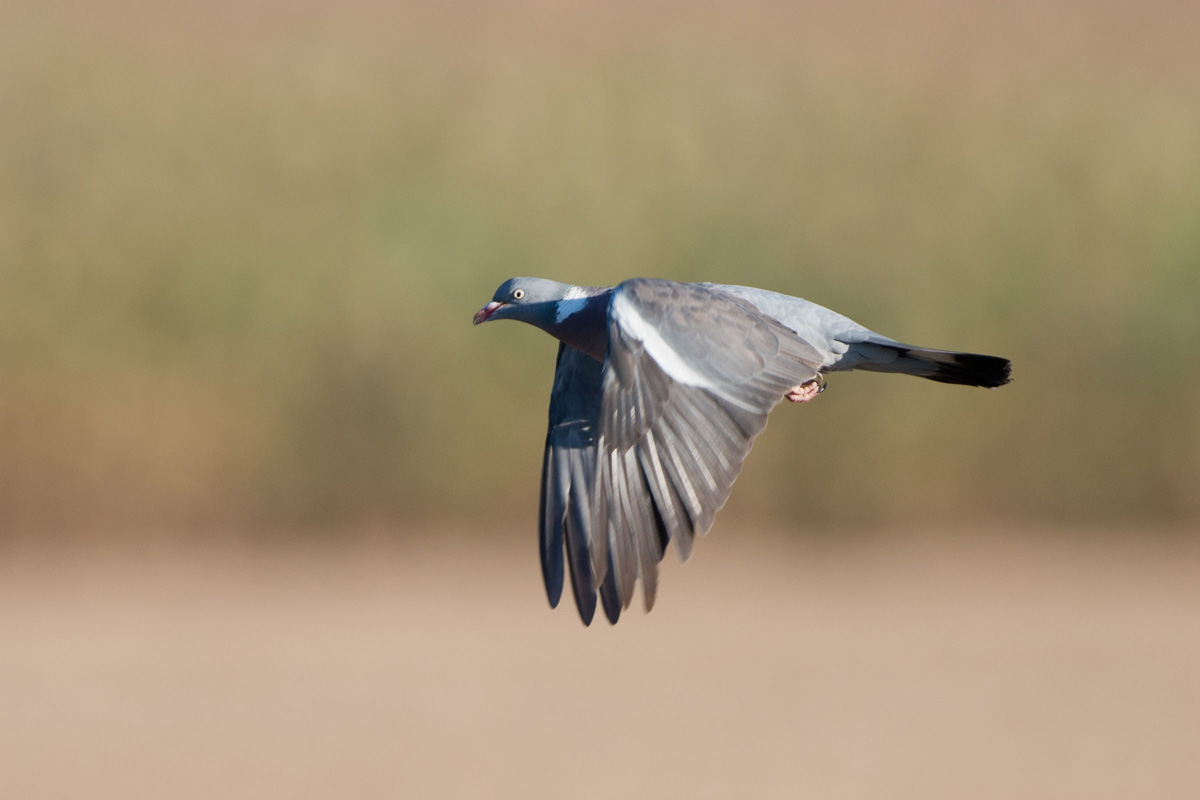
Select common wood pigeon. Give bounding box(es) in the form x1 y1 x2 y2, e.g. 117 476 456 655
474 277 1010 625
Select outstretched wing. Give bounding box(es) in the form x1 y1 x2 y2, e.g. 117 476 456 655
587 279 824 623
539 343 604 625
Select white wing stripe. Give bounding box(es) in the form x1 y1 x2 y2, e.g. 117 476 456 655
613 294 713 389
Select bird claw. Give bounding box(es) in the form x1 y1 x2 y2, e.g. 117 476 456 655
786 376 825 403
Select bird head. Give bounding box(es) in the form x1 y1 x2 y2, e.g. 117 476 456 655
473 277 576 328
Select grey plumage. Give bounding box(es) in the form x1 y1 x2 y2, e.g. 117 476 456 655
475 277 1011 625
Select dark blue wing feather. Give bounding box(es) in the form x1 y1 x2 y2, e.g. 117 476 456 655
540 343 604 625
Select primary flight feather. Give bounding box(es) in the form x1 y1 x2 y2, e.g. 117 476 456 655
474 277 1010 625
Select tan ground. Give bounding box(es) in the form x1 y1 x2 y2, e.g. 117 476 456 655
2 528 1198 799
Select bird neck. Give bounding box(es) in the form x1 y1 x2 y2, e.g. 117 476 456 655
546 288 612 362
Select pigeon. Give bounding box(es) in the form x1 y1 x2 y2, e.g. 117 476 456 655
474 277 1010 625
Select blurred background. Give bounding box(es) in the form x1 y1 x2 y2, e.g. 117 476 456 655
2 0 1198 797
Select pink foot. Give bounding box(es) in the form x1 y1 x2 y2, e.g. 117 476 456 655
786 377 825 403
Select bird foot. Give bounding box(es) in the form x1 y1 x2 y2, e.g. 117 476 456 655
786 377 825 403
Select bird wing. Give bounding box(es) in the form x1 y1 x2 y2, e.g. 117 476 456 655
539 342 605 625
585 279 825 623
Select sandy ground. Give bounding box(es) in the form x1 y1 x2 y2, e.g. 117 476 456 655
1 528 1198 799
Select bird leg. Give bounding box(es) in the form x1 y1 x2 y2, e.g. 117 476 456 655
786 375 825 403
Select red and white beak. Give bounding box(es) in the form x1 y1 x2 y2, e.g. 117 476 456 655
473 301 504 326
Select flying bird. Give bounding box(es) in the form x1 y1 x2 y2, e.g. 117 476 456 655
474 277 1010 625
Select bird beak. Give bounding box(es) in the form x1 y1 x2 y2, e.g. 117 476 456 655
473 301 504 326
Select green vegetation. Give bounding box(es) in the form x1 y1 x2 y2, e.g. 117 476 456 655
2 1 1198 538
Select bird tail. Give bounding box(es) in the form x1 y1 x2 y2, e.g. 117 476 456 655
849 338 1012 388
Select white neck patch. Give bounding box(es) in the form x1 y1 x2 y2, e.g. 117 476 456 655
554 287 590 324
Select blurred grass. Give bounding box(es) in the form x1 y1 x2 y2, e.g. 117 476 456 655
1 0 1198 539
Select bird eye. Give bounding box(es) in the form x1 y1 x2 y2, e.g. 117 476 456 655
512 289 525 300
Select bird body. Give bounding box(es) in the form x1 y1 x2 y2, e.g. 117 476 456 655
475 277 1010 625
